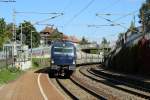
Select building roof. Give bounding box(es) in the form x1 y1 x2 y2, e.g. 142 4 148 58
69 36 79 43
62 35 79 43
40 26 55 34
40 26 79 43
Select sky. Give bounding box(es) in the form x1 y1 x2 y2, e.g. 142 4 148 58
0 0 145 43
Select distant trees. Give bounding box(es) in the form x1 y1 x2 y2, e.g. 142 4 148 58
0 18 41 49
101 37 109 45
116 33 124 47
100 37 110 57
79 36 89 45
128 21 138 34
100 37 110 50
0 18 13 50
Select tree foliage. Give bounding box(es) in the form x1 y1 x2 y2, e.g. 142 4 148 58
101 37 110 49
5 23 13 39
0 18 12 50
116 33 125 47
139 0 150 32
101 37 108 45
128 21 138 33
16 21 40 48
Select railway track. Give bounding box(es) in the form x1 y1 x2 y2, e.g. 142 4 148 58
55 78 78 99
90 67 150 91
79 65 150 99
70 74 107 100
55 76 104 100
50 64 149 99
54 65 118 100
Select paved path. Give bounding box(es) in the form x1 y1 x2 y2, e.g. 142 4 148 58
0 69 65 100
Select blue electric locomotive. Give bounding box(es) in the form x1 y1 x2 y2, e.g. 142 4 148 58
50 40 76 76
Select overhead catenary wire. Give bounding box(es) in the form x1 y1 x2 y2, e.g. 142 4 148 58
113 10 138 22
35 23 63 28
96 15 129 29
18 15 63 30
64 0 95 26
14 10 64 30
35 14 63 24
96 15 139 33
96 10 138 22
88 23 121 27
95 10 139 30
15 11 63 15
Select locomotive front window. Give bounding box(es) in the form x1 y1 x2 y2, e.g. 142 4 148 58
54 47 63 52
63 48 73 53
54 46 74 54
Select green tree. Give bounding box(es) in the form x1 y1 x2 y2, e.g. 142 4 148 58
116 33 124 47
100 37 110 61
0 18 7 50
129 20 138 33
139 0 150 32
100 37 110 49
16 21 40 48
101 37 108 44
5 23 13 39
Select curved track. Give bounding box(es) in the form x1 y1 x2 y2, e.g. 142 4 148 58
79 66 150 99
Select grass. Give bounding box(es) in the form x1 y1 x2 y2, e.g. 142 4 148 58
0 67 23 85
0 58 50 85
32 58 50 69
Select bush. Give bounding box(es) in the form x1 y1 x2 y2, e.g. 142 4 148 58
32 61 39 67
8 67 21 73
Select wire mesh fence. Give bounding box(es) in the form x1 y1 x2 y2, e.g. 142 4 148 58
0 52 13 69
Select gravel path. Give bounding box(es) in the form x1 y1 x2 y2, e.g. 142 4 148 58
0 69 65 100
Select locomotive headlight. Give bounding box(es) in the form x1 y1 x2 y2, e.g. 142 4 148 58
73 61 75 64
51 60 54 64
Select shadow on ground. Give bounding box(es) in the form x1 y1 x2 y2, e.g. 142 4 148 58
34 67 70 79
34 67 50 74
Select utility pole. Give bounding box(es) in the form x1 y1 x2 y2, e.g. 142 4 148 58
31 31 32 63
21 23 23 45
31 31 33 63
31 31 35 64
12 8 16 67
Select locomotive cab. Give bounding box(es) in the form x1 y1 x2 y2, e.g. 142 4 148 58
50 41 76 76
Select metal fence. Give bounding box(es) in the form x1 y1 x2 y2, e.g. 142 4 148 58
0 51 13 68
0 58 13 68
